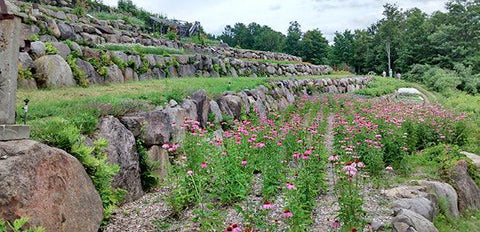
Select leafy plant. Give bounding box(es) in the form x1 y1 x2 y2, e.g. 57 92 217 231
136 139 159 191
67 54 89 87
45 42 58 55
0 217 45 232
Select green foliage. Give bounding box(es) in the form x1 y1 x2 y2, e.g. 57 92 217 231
72 6 86 16
95 43 184 56
17 65 34 80
137 54 150 74
92 12 145 27
434 209 480 231
136 139 160 191
0 217 45 232
67 54 89 87
44 42 58 55
28 34 39 42
284 21 302 56
355 77 411 97
31 117 125 219
165 30 178 41
219 22 286 52
406 64 480 95
111 56 125 69
301 29 330 65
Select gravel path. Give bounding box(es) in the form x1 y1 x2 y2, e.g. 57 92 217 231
311 112 339 230
104 186 172 232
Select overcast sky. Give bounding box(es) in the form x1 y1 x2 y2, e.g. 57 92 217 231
102 0 447 41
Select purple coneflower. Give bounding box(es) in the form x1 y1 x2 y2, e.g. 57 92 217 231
282 209 293 218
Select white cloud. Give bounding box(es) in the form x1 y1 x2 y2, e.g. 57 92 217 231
102 0 447 41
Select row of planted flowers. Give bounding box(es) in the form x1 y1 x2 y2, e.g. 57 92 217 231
328 96 468 231
162 96 330 231
158 94 468 231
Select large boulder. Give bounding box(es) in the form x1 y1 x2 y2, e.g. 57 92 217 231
417 180 459 218
47 19 61 38
392 209 438 232
18 52 34 70
57 22 76 40
146 145 171 178
164 103 187 141
34 55 76 87
96 116 143 202
29 41 46 60
220 94 242 119
51 42 71 59
120 110 172 147
181 99 198 121
209 100 223 124
106 64 124 83
461 151 480 168
178 64 196 77
76 59 104 85
392 197 436 221
448 160 480 212
0 140 103 232
191 90 210 127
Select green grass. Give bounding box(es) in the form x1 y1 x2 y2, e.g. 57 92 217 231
95 43 185 56
180 37 220 46
240 58 305 65
435 210 480 231
91 12 145 27
354 77 412 97
17 77 268 135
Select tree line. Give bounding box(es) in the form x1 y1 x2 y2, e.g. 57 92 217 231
217 0 479 77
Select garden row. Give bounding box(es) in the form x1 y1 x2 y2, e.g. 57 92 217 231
329 96 480 231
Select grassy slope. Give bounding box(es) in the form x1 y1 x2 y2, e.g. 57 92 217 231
16 75 349 136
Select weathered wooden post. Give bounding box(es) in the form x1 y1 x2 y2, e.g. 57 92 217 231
0 0 29 140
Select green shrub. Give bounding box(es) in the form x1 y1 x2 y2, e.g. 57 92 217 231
137 54 150 74
28 34 39 42
165 30 178 41
45 42 58 55
67 54 89 87
72 6 86 16
111 56 126 69
137 139 160 191
17 64 34 80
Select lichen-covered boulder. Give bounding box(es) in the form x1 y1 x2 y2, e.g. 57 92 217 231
96 116 144 202
29 41 45 60
0 140 103 232
448 160 480 212
34 55 75 87
392 209 438 232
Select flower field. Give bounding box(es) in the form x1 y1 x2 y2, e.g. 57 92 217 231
157 94 468 231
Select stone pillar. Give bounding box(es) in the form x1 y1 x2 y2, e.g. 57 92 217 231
0 16 20 124
0 8 29 141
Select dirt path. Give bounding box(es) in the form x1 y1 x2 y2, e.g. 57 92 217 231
311 112 339 230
